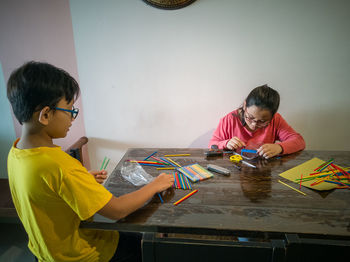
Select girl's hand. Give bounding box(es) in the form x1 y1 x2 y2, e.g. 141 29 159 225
90 170 108 184
226 137 246 150
151 173 174 193
257 144 282 159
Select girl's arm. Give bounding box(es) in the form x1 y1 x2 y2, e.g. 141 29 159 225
209 114 235 149
275 114 305 155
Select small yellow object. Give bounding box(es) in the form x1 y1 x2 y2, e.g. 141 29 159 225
230 155 243 163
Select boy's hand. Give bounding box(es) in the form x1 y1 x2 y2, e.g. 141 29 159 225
226 137 246 150
150 173 174 193
257 144 282 159
89 170 108 184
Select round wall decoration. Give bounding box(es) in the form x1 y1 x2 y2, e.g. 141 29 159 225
143 0 197 10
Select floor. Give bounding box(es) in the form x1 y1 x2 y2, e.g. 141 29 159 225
0 222 35 262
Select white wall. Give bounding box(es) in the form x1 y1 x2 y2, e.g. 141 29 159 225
70 0 350 170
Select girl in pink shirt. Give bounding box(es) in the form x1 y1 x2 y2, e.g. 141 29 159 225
209 85 305 158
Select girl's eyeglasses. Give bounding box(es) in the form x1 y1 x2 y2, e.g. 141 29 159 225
54 106 79 119
244 111 270 127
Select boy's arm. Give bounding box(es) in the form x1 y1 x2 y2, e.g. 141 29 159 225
97 173 173 220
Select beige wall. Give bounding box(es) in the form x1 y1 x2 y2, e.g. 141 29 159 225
70 0 350 169
0 0 89 170
1 0 349 173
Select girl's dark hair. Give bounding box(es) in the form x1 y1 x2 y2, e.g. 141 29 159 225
7 61 80 124
236 84 280 125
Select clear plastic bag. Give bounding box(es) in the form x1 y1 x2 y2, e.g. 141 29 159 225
121 161 154 186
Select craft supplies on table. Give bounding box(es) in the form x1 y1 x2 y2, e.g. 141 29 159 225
173 172 192 190
279 157 350 191
177 163 214 182
173 190 198 206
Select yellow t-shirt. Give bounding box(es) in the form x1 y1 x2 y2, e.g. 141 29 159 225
7 139 119 262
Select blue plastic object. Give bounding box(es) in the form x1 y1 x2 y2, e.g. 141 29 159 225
240 149 258 155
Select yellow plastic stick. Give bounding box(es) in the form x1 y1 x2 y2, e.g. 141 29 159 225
278 180 307 196
166 158 182 167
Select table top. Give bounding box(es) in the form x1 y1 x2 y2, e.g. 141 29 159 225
82 149 350 238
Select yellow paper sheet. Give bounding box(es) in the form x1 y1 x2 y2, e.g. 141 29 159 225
279 158 338 191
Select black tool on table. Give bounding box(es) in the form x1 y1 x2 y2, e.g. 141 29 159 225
204 145 234 157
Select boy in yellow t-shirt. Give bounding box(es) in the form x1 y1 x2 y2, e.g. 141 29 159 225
7 61 174 262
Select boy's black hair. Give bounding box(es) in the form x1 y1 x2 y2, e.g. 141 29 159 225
7 61 80 124
236 84 280 125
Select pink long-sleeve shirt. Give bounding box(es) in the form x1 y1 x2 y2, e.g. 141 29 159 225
209 110 305 155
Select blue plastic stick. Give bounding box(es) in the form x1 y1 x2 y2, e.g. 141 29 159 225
160 157 178 167
241 149 258 155
144 151 157 161
157 193 164 203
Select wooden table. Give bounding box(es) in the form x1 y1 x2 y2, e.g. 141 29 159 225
83 149 350 262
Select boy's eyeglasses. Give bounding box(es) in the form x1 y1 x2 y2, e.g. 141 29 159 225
244 111 270 127
54 107 79 119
